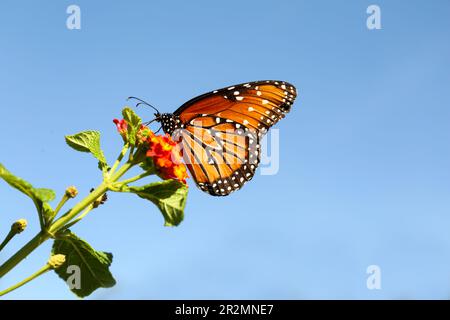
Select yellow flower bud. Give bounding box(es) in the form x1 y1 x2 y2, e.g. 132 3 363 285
11 219 27 234
65 186 78 198
47 254 66 269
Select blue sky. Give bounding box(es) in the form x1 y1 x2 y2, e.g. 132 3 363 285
1 0 450 299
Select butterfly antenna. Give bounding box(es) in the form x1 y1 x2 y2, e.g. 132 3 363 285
144 118 159 126
127 96 160 115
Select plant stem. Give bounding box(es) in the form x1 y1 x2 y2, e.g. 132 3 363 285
0 263 50 297
49 182 109 234
61 205 94 231
0 159 137 280
0 230 16 252
0 232 48 278
0 187 104 279
109 143 129 176
128 145 135 162
117 171 152 185
35 199 45 231
110 160 135 182
0 183 106 278
53 194 69 218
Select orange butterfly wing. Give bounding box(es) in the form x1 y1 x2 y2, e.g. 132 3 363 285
173 80 297 196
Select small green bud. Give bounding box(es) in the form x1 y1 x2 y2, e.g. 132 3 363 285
65 186 78 198
11 219 27 234
47 254 66 269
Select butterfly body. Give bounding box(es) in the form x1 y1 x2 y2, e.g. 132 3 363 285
153 80 297 196
159 113 184 135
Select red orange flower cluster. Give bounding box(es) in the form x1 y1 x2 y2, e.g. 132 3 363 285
146 132 188 184
113 119 188 184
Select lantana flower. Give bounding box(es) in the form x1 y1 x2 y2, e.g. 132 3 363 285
146 132 189 184
113 119 128 141
113 119 188 184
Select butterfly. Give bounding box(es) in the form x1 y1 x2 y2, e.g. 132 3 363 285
130 80 297 196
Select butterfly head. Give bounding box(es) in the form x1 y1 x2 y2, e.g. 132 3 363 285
127 97 176 134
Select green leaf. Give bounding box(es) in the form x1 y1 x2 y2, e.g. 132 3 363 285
35 188 56 202
122 107 141 129
127 180 188 226
0 163 55 221
65 131 108 170
42 202 55 225
52 231 116 298
122 107 142 145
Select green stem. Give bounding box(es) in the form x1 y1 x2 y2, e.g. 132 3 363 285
52 194 69 218
128 145 135 162
0 189 103 279
0 232 48 278
0 230 16 252
0 159 137 280
55 159 136 228
109 143 129 176
49 182 109 234
117 171 152 185
61 205 94 231
110 160 135 182
0 184 107 278
0 264 50 297
0 154 136 284
34 199 45 231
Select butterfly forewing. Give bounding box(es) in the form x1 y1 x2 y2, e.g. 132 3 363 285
168 80 297 196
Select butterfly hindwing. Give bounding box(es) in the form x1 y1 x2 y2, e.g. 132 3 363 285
172 116 259 196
